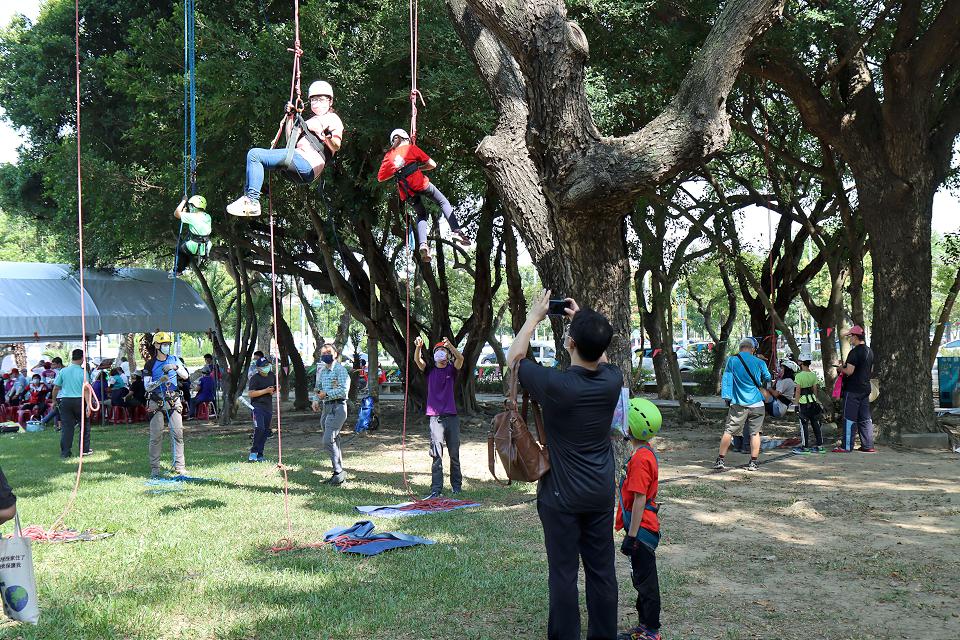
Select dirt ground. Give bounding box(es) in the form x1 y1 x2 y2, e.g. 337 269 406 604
219 401 960 640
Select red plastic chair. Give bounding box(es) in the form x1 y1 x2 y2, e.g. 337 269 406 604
110 405 130 425
133 405 149 423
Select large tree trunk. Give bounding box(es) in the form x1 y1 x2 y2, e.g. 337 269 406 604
447 0 784 384
295 278 324 364
276 315 308 410
637 272 672 397
860 179 938 440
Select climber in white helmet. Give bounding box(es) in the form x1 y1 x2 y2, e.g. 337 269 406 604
228 80 345 217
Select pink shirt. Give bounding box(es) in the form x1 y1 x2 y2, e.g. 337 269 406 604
296 112 344 178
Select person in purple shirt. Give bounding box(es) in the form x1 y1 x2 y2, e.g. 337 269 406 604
414 336 465 499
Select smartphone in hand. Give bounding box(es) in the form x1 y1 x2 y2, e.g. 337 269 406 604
547 298 571 317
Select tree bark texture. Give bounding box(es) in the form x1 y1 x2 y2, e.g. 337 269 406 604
447 0 785 379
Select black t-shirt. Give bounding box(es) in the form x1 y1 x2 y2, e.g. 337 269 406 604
517 358 622 513
844 344 874 395
0 466 16 510
247 373 274 411
130 379 146 403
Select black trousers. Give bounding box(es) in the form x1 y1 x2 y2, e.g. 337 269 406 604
250 407 273 456
537 501 618 640
630 543 661 631
59 397 90 456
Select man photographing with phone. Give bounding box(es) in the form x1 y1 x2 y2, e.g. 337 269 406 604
506 289 623 640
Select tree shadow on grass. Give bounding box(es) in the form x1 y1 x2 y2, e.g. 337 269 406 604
158 498 228 515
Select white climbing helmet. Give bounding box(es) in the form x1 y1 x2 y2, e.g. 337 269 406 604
308 80 334 99
390 128 410 144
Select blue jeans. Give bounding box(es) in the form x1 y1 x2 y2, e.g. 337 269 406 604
245 148 315 201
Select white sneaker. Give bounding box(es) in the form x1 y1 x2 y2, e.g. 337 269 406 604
418 243 432 263
226 196 261 217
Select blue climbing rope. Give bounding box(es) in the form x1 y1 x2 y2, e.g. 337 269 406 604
170 0 197 328
162 0 197 469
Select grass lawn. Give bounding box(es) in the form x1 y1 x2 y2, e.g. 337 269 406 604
1 405 959 639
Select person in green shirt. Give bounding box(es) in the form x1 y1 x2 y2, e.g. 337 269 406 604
52 348 92 458
173 195 212 275
792 360 824 453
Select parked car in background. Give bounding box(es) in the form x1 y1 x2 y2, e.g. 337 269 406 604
635 346 693 372
529 340 557 367
480 347 507 365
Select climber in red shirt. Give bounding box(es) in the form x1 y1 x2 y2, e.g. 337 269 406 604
377 129 470 263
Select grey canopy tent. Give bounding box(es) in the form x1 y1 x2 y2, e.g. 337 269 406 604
0 262 214 342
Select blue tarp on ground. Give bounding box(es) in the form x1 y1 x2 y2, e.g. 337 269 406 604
323 521 434 556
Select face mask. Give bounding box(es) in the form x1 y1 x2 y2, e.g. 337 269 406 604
434 350 448 364
159 344 171 355
321 354 334 365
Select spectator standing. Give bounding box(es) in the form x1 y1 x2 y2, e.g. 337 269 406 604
52 349 91 458
312 343 350 486
793 359 824 453
833 326 876 453
246 357 275 462
413 336 466 498
717 338 771 472
506 290 622 640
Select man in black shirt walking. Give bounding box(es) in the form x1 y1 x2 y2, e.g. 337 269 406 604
507 290 623 640
833 325 876 453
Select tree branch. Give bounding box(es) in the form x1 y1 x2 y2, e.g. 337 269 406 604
457 0 786 210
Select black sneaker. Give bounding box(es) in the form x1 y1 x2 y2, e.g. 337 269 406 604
746 460 759 471
329 472 346 486
451 488 462 495
423 491 442 500
713 457 726 470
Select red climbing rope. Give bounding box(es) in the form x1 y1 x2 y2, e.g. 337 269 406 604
400 217 416 500
397 497 475 512
265 0 305 550
408 0 424 142
46 0 99 537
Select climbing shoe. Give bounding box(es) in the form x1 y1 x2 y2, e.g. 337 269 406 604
451 229 472 247
226 195 262 217
418 243 432 263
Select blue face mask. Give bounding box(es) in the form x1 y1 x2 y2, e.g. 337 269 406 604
159 344 171 355
321 354 334 365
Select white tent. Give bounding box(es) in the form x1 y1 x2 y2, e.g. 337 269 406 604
0 262 214 342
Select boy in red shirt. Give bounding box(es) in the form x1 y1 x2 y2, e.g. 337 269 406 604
377 129 470 263
616 397 662 640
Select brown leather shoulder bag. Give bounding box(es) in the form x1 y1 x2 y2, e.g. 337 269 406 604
488 359 550 485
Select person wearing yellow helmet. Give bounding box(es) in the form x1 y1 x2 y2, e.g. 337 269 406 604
173 195 212 275
141 331 190 477
227 80 345 217
615 397 662 640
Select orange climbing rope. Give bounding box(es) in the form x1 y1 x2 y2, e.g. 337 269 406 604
38 0 102 540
